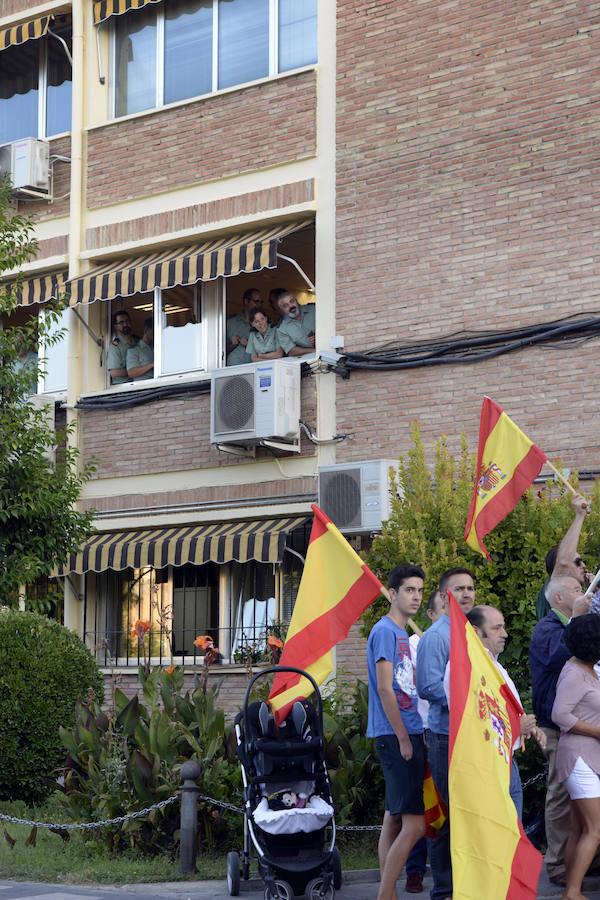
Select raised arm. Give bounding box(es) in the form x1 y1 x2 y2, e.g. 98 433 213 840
552 494 590 577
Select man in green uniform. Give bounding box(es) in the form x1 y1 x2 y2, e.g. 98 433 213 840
107 310 139 384
126 317 154 381
276 292 316 357
226 288 263 366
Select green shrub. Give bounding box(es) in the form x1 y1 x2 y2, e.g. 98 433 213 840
0 610 103 804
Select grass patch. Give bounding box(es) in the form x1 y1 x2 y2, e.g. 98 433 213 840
0 797 378 884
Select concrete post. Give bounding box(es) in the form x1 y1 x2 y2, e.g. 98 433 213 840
180 760 202 874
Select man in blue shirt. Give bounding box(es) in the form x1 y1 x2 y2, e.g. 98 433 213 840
416 567 476 900
367 563 426 900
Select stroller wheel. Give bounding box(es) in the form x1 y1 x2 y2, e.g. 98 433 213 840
226 851 241 896
304 877 335 900
264 879 294 900
332 847 343 890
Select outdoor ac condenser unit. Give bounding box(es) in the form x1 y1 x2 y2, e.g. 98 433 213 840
318 459 399 534
0 138 51 197
210 360 300 447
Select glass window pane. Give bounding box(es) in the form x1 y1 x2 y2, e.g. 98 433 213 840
278 0 317 72
115 6 157 117
0 41 39 143
165 0 212 104
108 294 155 385
46 22 72 135
41 307 69 393
218 0 269 90
160 285 203 375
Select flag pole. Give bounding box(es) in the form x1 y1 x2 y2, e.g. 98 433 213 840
545 461 578 497
381 585 423 637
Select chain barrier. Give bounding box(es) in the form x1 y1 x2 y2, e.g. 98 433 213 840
0 769 548 833
0 795 178 831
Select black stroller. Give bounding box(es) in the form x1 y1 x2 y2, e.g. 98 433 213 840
227 666 342 900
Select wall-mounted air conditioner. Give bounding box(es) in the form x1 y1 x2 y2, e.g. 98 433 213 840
210 360 300 449
318 459 400 533
0 138 51 197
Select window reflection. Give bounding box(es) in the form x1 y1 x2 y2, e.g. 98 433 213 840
218 0 269 90
41 307 69 393
278 0 317 73
161 284 203 375
164 0 212 104
0 40 39 143
46 23 73 135
115 5 157 117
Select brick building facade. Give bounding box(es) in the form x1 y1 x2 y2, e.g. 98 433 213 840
2 0 597 713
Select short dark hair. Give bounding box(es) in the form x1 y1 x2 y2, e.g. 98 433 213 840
467 606 488 631
243 288 260 303
426 590 440 612
439 567 474 592
545 547 558 576
564 614 600 663
269 287 287 303
248 307 266 326
112 310 130 327
143 316 153 331
388 564 425 591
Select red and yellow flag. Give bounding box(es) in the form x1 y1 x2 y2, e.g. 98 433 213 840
423 762 447 838
464 397 547 559
268 504 383 724
448 592 542 899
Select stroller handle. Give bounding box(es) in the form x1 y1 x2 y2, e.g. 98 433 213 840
242 665 324 726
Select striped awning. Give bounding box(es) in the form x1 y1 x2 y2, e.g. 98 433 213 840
93 0 162 26
69 221 306 307
0 15 50 52
14 271 68 308
57 516 310 575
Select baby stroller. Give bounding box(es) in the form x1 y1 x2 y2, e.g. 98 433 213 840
227 666 342 900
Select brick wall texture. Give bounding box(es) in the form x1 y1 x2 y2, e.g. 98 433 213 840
87 71 317 209
81 377 317 482
336 0 600 469
85 180 315 251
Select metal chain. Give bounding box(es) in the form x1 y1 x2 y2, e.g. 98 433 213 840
521 768 548 790
0 795 178 831
198 795 244 815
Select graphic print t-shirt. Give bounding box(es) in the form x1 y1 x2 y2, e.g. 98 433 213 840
366 615 423 737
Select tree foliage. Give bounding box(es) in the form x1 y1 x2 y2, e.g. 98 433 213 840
364 423 600 694
0 177 94 604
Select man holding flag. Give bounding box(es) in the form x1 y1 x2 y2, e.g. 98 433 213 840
366 564 427 900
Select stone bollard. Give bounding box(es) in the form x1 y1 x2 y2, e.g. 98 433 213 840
180 759 202 874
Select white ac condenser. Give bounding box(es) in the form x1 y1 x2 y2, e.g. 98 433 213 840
210 360 300 447
318 459 400 534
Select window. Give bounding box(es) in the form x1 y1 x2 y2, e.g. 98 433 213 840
0 18 72 144
112 0 317 117
107 283 214 387
4 304 68 395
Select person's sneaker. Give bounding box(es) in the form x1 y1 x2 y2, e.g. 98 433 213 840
405 871 425 893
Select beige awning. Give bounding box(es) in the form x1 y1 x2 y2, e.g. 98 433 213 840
69 221 307 307
56 516 310 574
13 271 68 308
94 0 167 26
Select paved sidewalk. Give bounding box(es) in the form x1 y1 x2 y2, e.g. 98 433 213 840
1 869 600 899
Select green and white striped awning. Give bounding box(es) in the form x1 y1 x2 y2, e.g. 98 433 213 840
69 221 306 307
57 516 310 574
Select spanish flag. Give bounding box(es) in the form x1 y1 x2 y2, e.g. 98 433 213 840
268 504 383 724
448 592 542 899
464 397 547 559
423 762 447 838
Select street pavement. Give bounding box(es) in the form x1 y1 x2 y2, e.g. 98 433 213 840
2 868 600 899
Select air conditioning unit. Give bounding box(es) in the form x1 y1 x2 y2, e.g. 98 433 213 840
318 459 400 534
210 360 300 448
0 138 51 197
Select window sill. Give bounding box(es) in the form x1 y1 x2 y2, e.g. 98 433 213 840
80 369 211 401
89 65 317 133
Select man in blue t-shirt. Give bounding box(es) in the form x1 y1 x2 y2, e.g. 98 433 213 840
367 563 426 900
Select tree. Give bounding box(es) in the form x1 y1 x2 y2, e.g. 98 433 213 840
0 177 94 605
363 423 600 694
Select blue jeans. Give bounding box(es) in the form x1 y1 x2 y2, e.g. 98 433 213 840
406 836 427 876
426 730 452 900
510 757 523 821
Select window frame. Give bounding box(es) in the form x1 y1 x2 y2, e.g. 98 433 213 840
105 279 223 390
110 0 316 120
0 27 72 145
